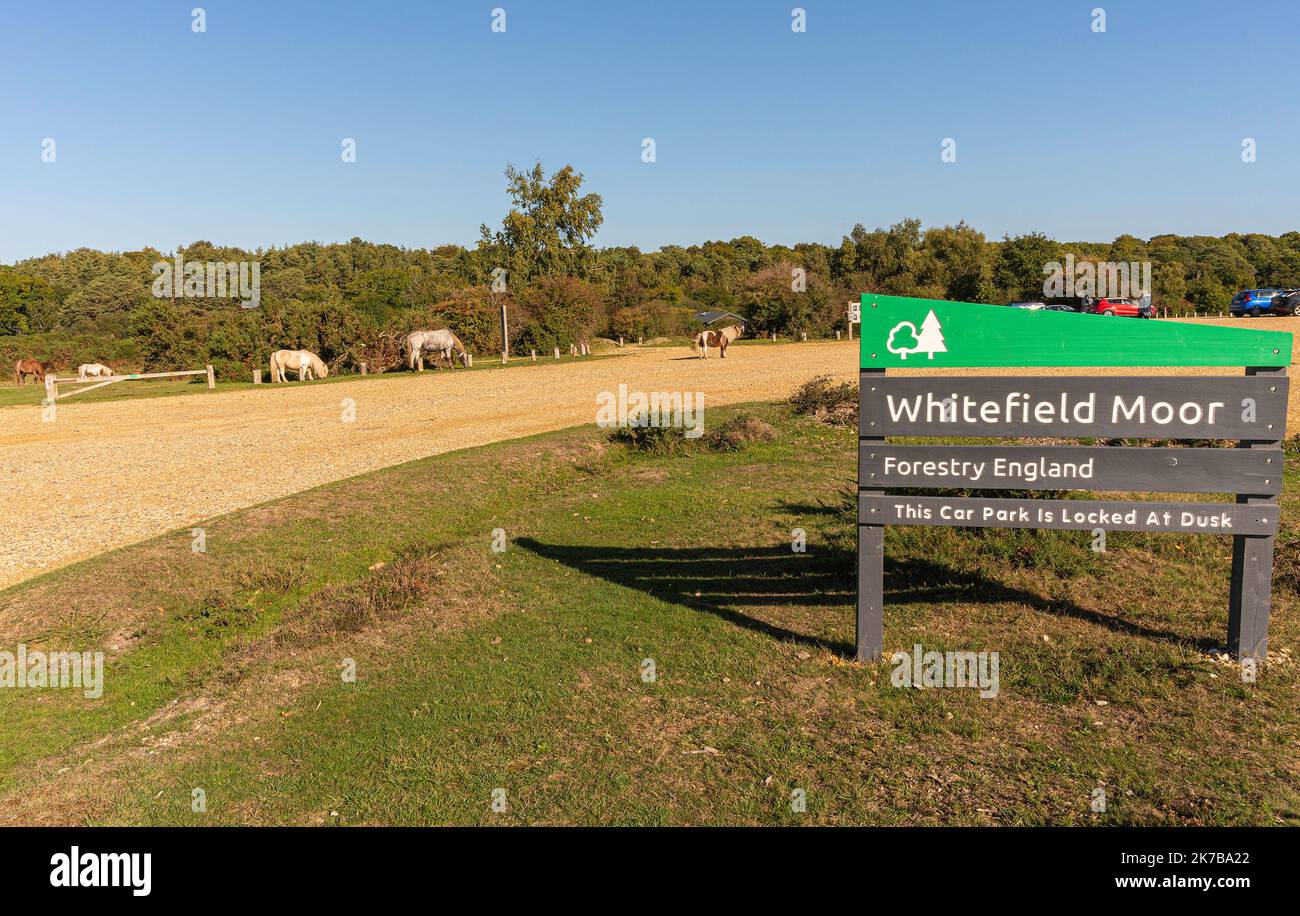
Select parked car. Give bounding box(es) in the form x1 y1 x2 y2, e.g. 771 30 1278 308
1086 296 1153 318
1043 304 1078 313
1270 289 1300 316
1230 288 1287 317
1008 301 1046 310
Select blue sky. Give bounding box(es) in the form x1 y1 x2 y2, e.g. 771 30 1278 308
1 0 1297 262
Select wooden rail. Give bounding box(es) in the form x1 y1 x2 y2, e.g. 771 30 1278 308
45 366 215 400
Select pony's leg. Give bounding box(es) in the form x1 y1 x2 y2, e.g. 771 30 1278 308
720 340 727 359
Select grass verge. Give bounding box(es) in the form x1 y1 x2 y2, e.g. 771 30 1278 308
0 402 1295 825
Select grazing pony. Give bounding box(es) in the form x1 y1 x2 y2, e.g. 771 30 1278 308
694 323 744 359
269 349 329 382
77 363 113 380
405 329 469 371
13 359 53 385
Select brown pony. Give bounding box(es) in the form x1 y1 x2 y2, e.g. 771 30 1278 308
13 359 53 385
693 323 744 359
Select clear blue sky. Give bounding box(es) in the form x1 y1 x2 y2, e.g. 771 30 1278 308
1 0 1297 262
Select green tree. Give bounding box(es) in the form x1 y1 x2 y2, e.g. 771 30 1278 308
0 272 61 334
478 162 604 285
993 232 1059 301
516 277 604 351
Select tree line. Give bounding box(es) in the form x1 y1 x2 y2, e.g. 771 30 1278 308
3 161 1298 378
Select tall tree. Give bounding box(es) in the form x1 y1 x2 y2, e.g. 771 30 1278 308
478 162 604 286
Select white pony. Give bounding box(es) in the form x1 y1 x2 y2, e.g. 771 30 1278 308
405 329 469 371
77 363 113 380
269 349 328 382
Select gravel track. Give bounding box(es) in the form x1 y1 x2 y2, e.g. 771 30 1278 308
0 342 856 589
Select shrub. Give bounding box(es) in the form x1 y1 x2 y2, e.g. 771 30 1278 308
789 375 857 426
704 413 777 451
607 424 689 455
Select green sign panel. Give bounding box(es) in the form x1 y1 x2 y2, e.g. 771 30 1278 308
860 294 1292 368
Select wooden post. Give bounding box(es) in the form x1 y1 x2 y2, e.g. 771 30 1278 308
1229 365 1285 661
638 336 643 346
44 372 56 403
531 350 536 361
500 296 510 363
618 337 623 348
253 369 262 384
836 330 842 340
206 365 215 389
360 362 367 375
554 347 560 359
857 367 886 662
801 331 807 341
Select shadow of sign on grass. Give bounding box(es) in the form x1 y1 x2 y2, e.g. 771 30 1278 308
516 537 1199 656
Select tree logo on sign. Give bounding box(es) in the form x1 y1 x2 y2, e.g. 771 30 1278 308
887 310 947 359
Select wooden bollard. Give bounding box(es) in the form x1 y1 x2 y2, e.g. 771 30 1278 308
206 365 215 389
618 337 623 347
554 347 560 359
800 332 807 341
637 336 643 346
531 350 536 361
360 362 367 375
835 330 842 340
253 369 262 384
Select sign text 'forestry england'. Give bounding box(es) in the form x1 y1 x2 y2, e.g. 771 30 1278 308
857 294 1292 665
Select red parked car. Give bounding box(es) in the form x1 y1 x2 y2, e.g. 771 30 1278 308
1085 296 1154 318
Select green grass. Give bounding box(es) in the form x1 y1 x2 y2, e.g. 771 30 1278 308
0 403 1295 825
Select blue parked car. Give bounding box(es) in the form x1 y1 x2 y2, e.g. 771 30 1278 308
1230 288 1288 317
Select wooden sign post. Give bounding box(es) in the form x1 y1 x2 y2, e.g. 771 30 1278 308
858 294 1292 663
